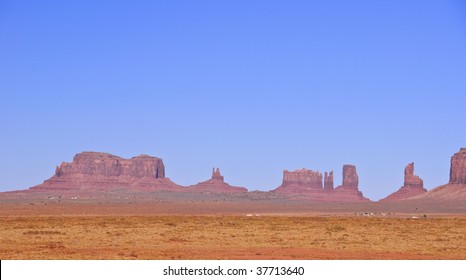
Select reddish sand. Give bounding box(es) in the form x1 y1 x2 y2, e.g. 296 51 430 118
0 191 465 260
1 214 465 260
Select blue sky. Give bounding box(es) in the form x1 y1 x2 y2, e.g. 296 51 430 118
1 0 465 200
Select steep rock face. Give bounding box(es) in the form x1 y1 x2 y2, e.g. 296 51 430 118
30 152 180 191
449 148 466 185
324 171 334 191
341 165 358 190
334 165 369 201
404 162 424 189
381 162 427 201
186 168 248 193
274 169 323 194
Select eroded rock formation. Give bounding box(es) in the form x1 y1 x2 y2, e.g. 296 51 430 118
54 152 165 178
274 165 369 201
13 148 466 202
324 171 334 191
186 168 248 193
381 162 427 201
404 162 424 189
334 165 369 201
449 148 466 185
341 165 358 190
30 152 181 191
274 169 323 194
416 148 466 200
211 168 224 181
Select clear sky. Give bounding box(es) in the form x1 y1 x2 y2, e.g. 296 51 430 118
1 0 465 200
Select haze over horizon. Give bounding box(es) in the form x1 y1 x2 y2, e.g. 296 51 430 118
1 1 466 200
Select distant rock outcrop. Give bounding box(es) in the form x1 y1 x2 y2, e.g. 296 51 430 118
54 152 165 178
274 165 369 201
416 148 466 200
274 169 323 194
381 162 427 201
324 171 334 192
341 165 358 190
186 168 248 193
30 152 181 191
333 165 369 201
8 147 466 203
449 148 466 184
404 162 424 189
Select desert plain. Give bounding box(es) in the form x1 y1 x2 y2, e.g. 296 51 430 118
1 149 466 260
1 192 465 260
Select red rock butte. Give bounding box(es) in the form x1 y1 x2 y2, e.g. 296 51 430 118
274 165 369 202
30 152 181 192
275 169 323 193
333 165 369 201
449 148 466 185
186 168 248 193
7 147 466 202
381 162 427 201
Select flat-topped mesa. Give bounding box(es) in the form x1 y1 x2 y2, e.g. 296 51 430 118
186 168 247 193
55 152 165 178
381 162 427 201
324 171 334 191
449 148 466 185
283 169 323 188
30 152 181 192
277 168 323 192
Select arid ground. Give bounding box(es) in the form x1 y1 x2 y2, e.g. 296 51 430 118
0 193 465 260
1 215 465 260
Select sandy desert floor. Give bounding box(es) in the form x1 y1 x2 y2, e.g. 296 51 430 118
1 192 465 260
1 213 465 259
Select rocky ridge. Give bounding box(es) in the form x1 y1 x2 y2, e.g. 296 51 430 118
11 148 466 202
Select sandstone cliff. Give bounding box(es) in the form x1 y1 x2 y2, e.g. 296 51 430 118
333 165 369 201
30 152 181 191
274 169 323 194
340 165 358 190
381 162 427 201
54 152 165 178
449 148 466 184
